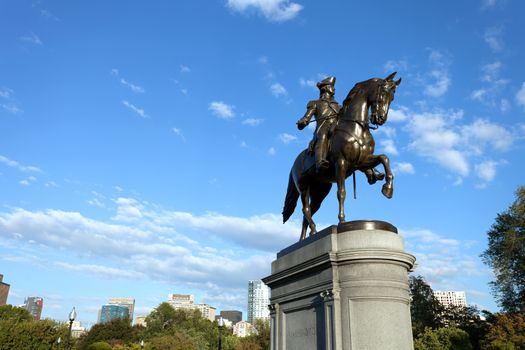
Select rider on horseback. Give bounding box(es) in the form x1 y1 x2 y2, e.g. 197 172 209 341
296 76 340 172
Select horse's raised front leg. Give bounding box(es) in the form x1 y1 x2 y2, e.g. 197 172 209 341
361 154 394 199
300 186 316 241
335 158 348 223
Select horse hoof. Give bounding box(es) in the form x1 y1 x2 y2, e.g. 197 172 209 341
382 184 393 199
309 229 317 236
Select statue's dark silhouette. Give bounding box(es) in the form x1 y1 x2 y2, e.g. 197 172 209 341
283 72 401 240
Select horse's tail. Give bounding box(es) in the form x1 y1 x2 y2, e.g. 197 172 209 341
282 171 299 223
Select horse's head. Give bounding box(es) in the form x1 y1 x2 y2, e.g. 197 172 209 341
369 72 401 126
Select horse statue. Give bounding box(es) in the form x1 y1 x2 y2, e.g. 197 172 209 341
282 72 401 240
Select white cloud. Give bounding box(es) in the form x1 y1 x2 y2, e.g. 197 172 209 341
0 87 13 99
462 119 513 153
401 228 483 287
180 64 191 73
388 107 409 122
240 141 247 147
279 133 297 144
406 109 469 177
480 61 502 82
475 160 498 182
110 68 119 76
122 100 148 118
120 79 145 93
209 101 235 119
172 127 186 141
258 56 268 64
393 162 415 174
1 104 23 114
0 155 42 173
0 201 299 290
484 26 504 52
383 59 409 72
299 78 316 89
20 33 42 45
516 82 525 110
242 118 263 126
40 9 59 21
379 139 399 156
87 198 105 208
226 0 303 22
56 262 144 279
500 99 510 112
268 147 276 155
470 89 487 102
270 82 287 97
424 70 450 97
400 107 514 184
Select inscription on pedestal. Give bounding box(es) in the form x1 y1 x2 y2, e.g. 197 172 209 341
284 308 317 350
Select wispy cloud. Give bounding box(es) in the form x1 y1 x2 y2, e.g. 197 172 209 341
484 26 504 52
268 147 276 156
19 176 37 186
393 162 415 174
120 79 145 93
401 107 513 184
180 64 191 73
242 118 263 126
0 88 23 114
270 82 287 97
20 33 43 45
226 0 303 22
516 82 525 110
40 9 59 21
209 101 235 119
172 127 186 141
423 49 452 97
279 133 297 144
379 139 399 156
0 155 42 173
299 78 316 89
122 100 148 118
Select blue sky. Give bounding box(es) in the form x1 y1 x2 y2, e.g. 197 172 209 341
1 0 525 327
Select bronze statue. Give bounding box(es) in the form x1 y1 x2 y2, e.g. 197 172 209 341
283 72 401 240
297 76 341 172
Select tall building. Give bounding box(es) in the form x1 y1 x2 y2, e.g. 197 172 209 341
434 291 467 308
167 293 216 322
98 304 130 324
0 275 10 306
247 280 270 323
24 296 44 320
71 320 87 338
220 310 242 325
233 320 254 337
108 297 135 321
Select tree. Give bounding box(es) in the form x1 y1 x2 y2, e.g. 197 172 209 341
0 318 68 350
0 304 32 322
86 341 113 350
481 186 525 314
481 313 525 349
410 275 445 336
76 318 142 350
414 327 472 350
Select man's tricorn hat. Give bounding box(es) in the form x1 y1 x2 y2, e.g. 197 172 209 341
317 76 336 89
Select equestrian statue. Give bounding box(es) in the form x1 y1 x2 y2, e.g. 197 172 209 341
283 72 401 240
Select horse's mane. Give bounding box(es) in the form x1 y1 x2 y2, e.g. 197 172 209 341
340 78 382 115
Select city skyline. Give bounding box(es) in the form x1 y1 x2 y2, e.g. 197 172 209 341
2 0 525 326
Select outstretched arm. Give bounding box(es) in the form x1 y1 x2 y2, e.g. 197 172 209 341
297 101 316 130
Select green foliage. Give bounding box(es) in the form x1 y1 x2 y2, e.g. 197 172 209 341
415 327 472 350
0 318 67 350
241 319 270 350
86 341 113 350
481 313 525 349
0 304 33 322
481 186 525 314
76 318 142 350
410 275 445 336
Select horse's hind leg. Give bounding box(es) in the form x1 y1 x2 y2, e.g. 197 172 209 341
300 217 308 241
300 187 316 240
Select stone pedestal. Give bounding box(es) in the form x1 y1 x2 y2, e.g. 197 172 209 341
262 221 416 350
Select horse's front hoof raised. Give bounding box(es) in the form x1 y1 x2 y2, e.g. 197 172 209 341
382 184 393 199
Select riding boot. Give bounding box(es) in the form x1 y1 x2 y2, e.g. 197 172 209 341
315 136 329 172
